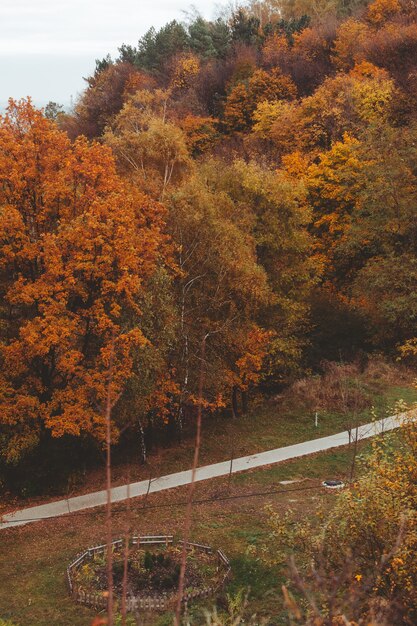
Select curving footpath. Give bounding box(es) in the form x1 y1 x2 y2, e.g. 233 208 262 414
0 413 408 531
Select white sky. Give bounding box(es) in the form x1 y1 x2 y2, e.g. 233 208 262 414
0 0 223 108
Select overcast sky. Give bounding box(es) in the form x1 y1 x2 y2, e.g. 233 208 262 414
0 0 224 108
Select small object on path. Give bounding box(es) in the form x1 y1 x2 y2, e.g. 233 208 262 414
322 479 345 489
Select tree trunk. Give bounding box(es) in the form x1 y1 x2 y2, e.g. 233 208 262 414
105 338 115 626
175 334 207 625
177 404 184 443
242 389 249 415
138 420 147 465
145 417 154 453
232 386 240 418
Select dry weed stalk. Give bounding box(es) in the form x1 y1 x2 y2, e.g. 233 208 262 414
121 478 131 626
105 337 116 626
175 334 207 625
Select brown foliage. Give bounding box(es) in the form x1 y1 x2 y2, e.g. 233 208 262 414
64 62 148 139
363 21 417 95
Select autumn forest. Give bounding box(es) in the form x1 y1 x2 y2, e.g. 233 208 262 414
1 0 417 623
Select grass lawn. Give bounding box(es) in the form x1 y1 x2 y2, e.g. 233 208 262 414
0 440 374 626
119 383 410 493
0 364 415 625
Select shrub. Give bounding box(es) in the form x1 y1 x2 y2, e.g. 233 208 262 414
262 416 417 625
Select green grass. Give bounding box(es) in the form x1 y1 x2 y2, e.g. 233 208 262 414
163 382 416 465
232 443 369 487
0 441 371 626
377 384 417 408
0 372 415 625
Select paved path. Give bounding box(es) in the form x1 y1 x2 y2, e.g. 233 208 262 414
0 413 408 530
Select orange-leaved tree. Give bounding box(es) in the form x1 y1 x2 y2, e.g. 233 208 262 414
0 99 168 463
224 68 297 132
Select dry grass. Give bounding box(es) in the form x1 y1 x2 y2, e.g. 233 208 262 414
0 359 415 625
0 447 360 626
283 356 416 415
364 355 415 387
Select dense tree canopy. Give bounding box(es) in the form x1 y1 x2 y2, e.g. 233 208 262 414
2 6 417 626
2 0 417 484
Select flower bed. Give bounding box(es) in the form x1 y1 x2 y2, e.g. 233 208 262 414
67 535 231 613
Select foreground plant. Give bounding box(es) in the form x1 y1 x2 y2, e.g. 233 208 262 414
261 412 417 625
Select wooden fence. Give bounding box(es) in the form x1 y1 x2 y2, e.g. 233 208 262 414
67 534 231 613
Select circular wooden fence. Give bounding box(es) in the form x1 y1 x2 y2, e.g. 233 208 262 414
67 534 231 613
